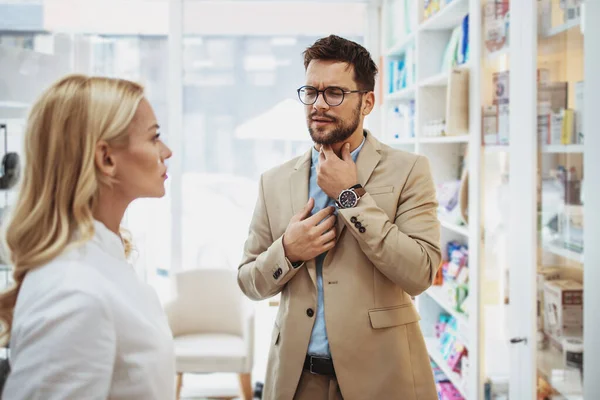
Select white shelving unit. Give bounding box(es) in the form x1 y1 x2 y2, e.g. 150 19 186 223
385 32 416 56
374 1 600 399
378 0 480 398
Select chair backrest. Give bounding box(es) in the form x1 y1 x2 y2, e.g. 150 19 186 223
169 268 245 337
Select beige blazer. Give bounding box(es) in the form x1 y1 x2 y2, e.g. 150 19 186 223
238 131 442 400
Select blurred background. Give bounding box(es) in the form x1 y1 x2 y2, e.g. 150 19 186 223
1 1 599 399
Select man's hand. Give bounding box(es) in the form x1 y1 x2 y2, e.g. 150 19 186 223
282 198 337 263
317 143 358 199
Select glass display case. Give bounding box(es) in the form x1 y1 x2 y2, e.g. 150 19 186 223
535 1 585 398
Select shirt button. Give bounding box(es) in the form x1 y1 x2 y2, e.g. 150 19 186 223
306 308 314 317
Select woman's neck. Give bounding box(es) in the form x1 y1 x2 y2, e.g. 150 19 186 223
93 191 129 236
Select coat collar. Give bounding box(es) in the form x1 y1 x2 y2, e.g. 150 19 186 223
91 220 127 262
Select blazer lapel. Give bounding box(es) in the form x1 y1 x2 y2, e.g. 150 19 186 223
336 131 382 241
290 149 317 288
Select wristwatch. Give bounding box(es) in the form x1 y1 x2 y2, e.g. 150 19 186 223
335 184 366 209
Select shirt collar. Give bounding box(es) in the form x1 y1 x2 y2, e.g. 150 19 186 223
311 133 366 166
91 220 127 261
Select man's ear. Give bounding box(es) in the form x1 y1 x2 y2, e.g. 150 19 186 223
362 91 375 116
94 141 117 177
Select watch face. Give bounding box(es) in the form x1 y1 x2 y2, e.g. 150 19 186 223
339 190 358 208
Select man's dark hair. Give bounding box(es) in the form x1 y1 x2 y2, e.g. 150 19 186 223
303 35 379 91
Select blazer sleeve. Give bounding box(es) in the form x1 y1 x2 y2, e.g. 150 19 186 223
3 289 116 400
237 174 304 301
337 155 442 296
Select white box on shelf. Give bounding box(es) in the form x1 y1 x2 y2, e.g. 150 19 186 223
445 68 469 136
537 267 563 331
543 279 583 348
497 104 509 145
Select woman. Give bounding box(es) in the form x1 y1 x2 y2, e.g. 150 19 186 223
0 75 175 399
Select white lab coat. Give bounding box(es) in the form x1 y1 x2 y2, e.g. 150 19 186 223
3 221 175 400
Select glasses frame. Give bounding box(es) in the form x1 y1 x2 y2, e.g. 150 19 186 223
296 85 369 107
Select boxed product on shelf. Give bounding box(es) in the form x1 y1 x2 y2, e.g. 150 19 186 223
493 71 509 144
537 267 563 331
441 14 470 72
459 15 470 66
386 47 416 94
484 0 509 54
431 360 449 383
388 105 413 141
438 382 465 400
482 105 498 144
423 119 446 137
445 68 469 136
543 279 583 348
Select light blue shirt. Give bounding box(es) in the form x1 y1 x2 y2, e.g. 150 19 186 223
307 136 366 357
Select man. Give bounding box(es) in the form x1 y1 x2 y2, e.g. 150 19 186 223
238 35 441 400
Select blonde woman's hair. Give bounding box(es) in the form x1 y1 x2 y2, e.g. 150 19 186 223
0 74 145 343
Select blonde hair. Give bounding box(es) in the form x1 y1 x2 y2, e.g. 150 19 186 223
0 74 145 343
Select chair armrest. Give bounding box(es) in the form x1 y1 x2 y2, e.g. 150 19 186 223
162 298 181 338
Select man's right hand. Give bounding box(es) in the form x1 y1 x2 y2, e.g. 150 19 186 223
282 198 337 263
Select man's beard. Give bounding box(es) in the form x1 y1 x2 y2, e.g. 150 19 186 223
308 101 361 145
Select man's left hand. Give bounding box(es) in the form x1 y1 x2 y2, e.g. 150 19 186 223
317 143 358 200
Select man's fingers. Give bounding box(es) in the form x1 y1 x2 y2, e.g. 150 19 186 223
315 214 336 234
319 147 326 163
322 144 336 159
305 206 335 225
320 238 336 252
341 143 352 162
319 228 336 245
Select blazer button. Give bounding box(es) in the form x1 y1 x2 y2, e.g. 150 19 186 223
306 308 314 318
354 222 362 229
359 227 366 233
350 216 357 223
277 267 283 274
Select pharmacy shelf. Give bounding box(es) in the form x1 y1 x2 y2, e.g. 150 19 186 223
425 285 469 334
384 86 416 102
542 18 581 39
421 135 470 144
537 346 583 400
385 31 416 57
425 337 468 398
542 144 584 154
439 218 469 236
543 242 584 264
419 0 470 31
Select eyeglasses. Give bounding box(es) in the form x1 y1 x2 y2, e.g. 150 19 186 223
297 86 369 107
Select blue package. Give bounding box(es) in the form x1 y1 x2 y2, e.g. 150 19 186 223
460 14 469 65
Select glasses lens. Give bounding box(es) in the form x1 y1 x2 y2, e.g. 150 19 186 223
298 87 317 104
324 87 344 106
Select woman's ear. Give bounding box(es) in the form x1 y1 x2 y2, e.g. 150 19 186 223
95 141 117 177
